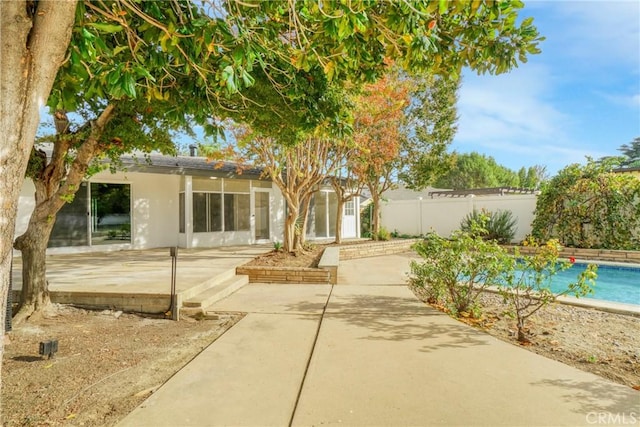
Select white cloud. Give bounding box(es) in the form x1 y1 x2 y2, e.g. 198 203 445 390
597 91 640 108
457 64 570 145
452 2 639 174
547 1 640 71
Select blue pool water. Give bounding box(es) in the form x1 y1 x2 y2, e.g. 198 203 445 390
548 263 640 305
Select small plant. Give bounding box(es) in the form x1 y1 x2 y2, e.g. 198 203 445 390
410 221 508 318
375 226 391 241
498 239 597 343
273 241 283 252
460 209 517 244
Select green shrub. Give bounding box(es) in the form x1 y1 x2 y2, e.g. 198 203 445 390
460 209 516 244
410 226 507 317
375 226 391 241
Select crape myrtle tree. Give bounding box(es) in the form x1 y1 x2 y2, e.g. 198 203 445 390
351 70 459 238
235 125 345 253
352 72 411 239
2 0 541 411
330 146 366 245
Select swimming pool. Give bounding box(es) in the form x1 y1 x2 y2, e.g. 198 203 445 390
549 262 640 306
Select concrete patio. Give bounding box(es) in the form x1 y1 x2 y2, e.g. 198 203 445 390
10 245 271 313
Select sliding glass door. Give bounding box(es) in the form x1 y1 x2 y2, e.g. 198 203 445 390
48 182 131 247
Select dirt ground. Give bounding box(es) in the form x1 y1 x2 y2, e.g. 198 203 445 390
243 244 325 267
2 306 242 427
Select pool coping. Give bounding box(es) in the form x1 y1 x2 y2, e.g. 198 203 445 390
565 258 640 269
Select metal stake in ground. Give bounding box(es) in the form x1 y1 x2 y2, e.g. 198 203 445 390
168 247 178 321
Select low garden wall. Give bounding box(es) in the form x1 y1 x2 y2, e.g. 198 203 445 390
236 265 331 284
238 239 421 284
339 239 420 260
505 246 640 264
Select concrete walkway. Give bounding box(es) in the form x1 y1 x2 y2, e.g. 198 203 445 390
119 255 639 427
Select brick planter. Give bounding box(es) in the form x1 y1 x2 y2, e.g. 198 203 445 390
238 239 421 284
236 265 331 284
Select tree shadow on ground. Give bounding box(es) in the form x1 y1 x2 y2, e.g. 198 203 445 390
11 355 43 362
530 378 640 416
285 292 490 353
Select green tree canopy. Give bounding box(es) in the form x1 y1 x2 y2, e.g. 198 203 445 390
618 137 640 167
399 74 459 190
433 152 546 189
599 137 640 168
434 152 518 189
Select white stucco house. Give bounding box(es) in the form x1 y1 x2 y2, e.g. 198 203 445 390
15 153 360 254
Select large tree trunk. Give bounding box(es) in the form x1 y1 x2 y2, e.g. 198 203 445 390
0 0 76 417
13 172 69 323
12 206 57 324
13 106 115 322
283 208 298 253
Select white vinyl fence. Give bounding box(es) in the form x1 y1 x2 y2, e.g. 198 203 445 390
380 194 538 242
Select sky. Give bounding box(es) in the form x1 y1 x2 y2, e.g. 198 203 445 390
453 0 640 175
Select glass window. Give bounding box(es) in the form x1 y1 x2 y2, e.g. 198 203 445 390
193 192 222 233
328 191 338 237
224 193 250 231
49 182 90 247
252 180 271 188
306 195 316 237
209 193 222 231
90 183 131 245
193 193 208 232
345 200 355 216
315 191 327 237
179 193 185 233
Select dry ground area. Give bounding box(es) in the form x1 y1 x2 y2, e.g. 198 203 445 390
3 306 242 426
3 244 638 426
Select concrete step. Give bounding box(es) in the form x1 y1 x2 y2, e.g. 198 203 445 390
179 268 238 302
182 274 249 309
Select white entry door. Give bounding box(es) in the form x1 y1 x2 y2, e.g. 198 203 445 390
341 199 357 238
